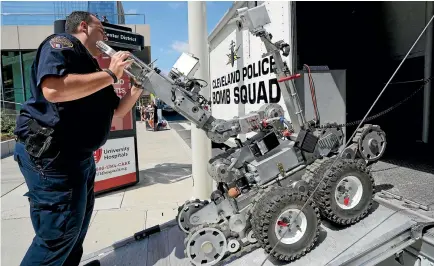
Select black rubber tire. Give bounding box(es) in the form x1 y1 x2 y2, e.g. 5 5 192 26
250 187 321 262
310 158 375 225
248 186 280 238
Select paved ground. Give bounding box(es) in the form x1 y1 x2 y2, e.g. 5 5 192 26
1 155 25 196
163 114 193 149
2 115 433 266
169 121 192 148
1 121 195 266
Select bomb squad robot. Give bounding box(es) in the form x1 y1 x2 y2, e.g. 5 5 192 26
96 5 394 266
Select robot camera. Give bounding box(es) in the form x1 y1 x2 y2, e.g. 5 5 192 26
169 52 200 80
235 4 271 32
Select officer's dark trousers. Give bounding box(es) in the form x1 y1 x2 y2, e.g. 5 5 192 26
14 142 96 266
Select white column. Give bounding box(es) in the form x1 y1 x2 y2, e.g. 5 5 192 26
188 1 213 199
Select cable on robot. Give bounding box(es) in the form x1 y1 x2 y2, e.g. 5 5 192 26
316 75 433 129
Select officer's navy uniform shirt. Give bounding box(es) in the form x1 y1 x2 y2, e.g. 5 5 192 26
14 33 120 158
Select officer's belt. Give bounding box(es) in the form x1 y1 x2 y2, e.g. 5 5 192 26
28 119 54 137
16 119 54 141
16 119 59 157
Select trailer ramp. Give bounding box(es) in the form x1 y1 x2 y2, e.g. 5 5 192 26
228 201 431 266
80 198 433 266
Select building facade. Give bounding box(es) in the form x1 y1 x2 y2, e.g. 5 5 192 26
1 1 125 25
1 1 148 113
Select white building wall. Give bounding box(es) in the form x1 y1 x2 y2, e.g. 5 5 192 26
208 1 294 142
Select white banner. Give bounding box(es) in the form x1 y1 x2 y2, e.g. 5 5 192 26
93 137 136 182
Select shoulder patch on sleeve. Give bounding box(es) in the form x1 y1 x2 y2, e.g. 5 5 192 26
49 36 74 50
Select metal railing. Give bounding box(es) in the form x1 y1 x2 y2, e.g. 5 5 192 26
1 12 146 25
1 87 27 110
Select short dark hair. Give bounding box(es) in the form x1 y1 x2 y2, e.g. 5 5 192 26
65 11 95 34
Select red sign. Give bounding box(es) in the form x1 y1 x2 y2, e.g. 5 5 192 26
95 54 134 131
94 148 103 163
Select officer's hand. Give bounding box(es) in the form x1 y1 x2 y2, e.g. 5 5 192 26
109 51 133 79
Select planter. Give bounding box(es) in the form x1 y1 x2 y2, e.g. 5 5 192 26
1 139 16 159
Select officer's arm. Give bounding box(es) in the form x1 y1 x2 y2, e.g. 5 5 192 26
37 37 114 103
113 84 144 117
42 72 114 103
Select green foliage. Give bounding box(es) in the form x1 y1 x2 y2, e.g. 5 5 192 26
1 112 16 138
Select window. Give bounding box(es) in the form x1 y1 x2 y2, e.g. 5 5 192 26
1 50 37 112
22 51 37 101
1 51 24 112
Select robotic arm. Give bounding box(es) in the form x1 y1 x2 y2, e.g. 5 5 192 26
98 39 285 143
96 5 307 146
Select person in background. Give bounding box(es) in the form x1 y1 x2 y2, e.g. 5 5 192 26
142 105 146 122
13 11 143 266
152 101 159 131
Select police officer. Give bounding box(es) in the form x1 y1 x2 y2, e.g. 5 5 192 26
13 11 144 266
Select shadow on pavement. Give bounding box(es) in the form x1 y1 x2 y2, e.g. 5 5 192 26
134 163 192 189
374 183 394 193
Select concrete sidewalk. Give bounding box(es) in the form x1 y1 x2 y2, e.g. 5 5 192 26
4 119 433 266
1 121 194 266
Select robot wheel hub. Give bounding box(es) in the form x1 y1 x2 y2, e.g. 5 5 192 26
201 241 214 254
227 239 241 253
368 139 379 154
274 209 308 245
335 175 363 209
185 226 228 265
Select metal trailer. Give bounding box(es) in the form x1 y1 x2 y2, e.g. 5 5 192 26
79 193 434 266
208 1 434 148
